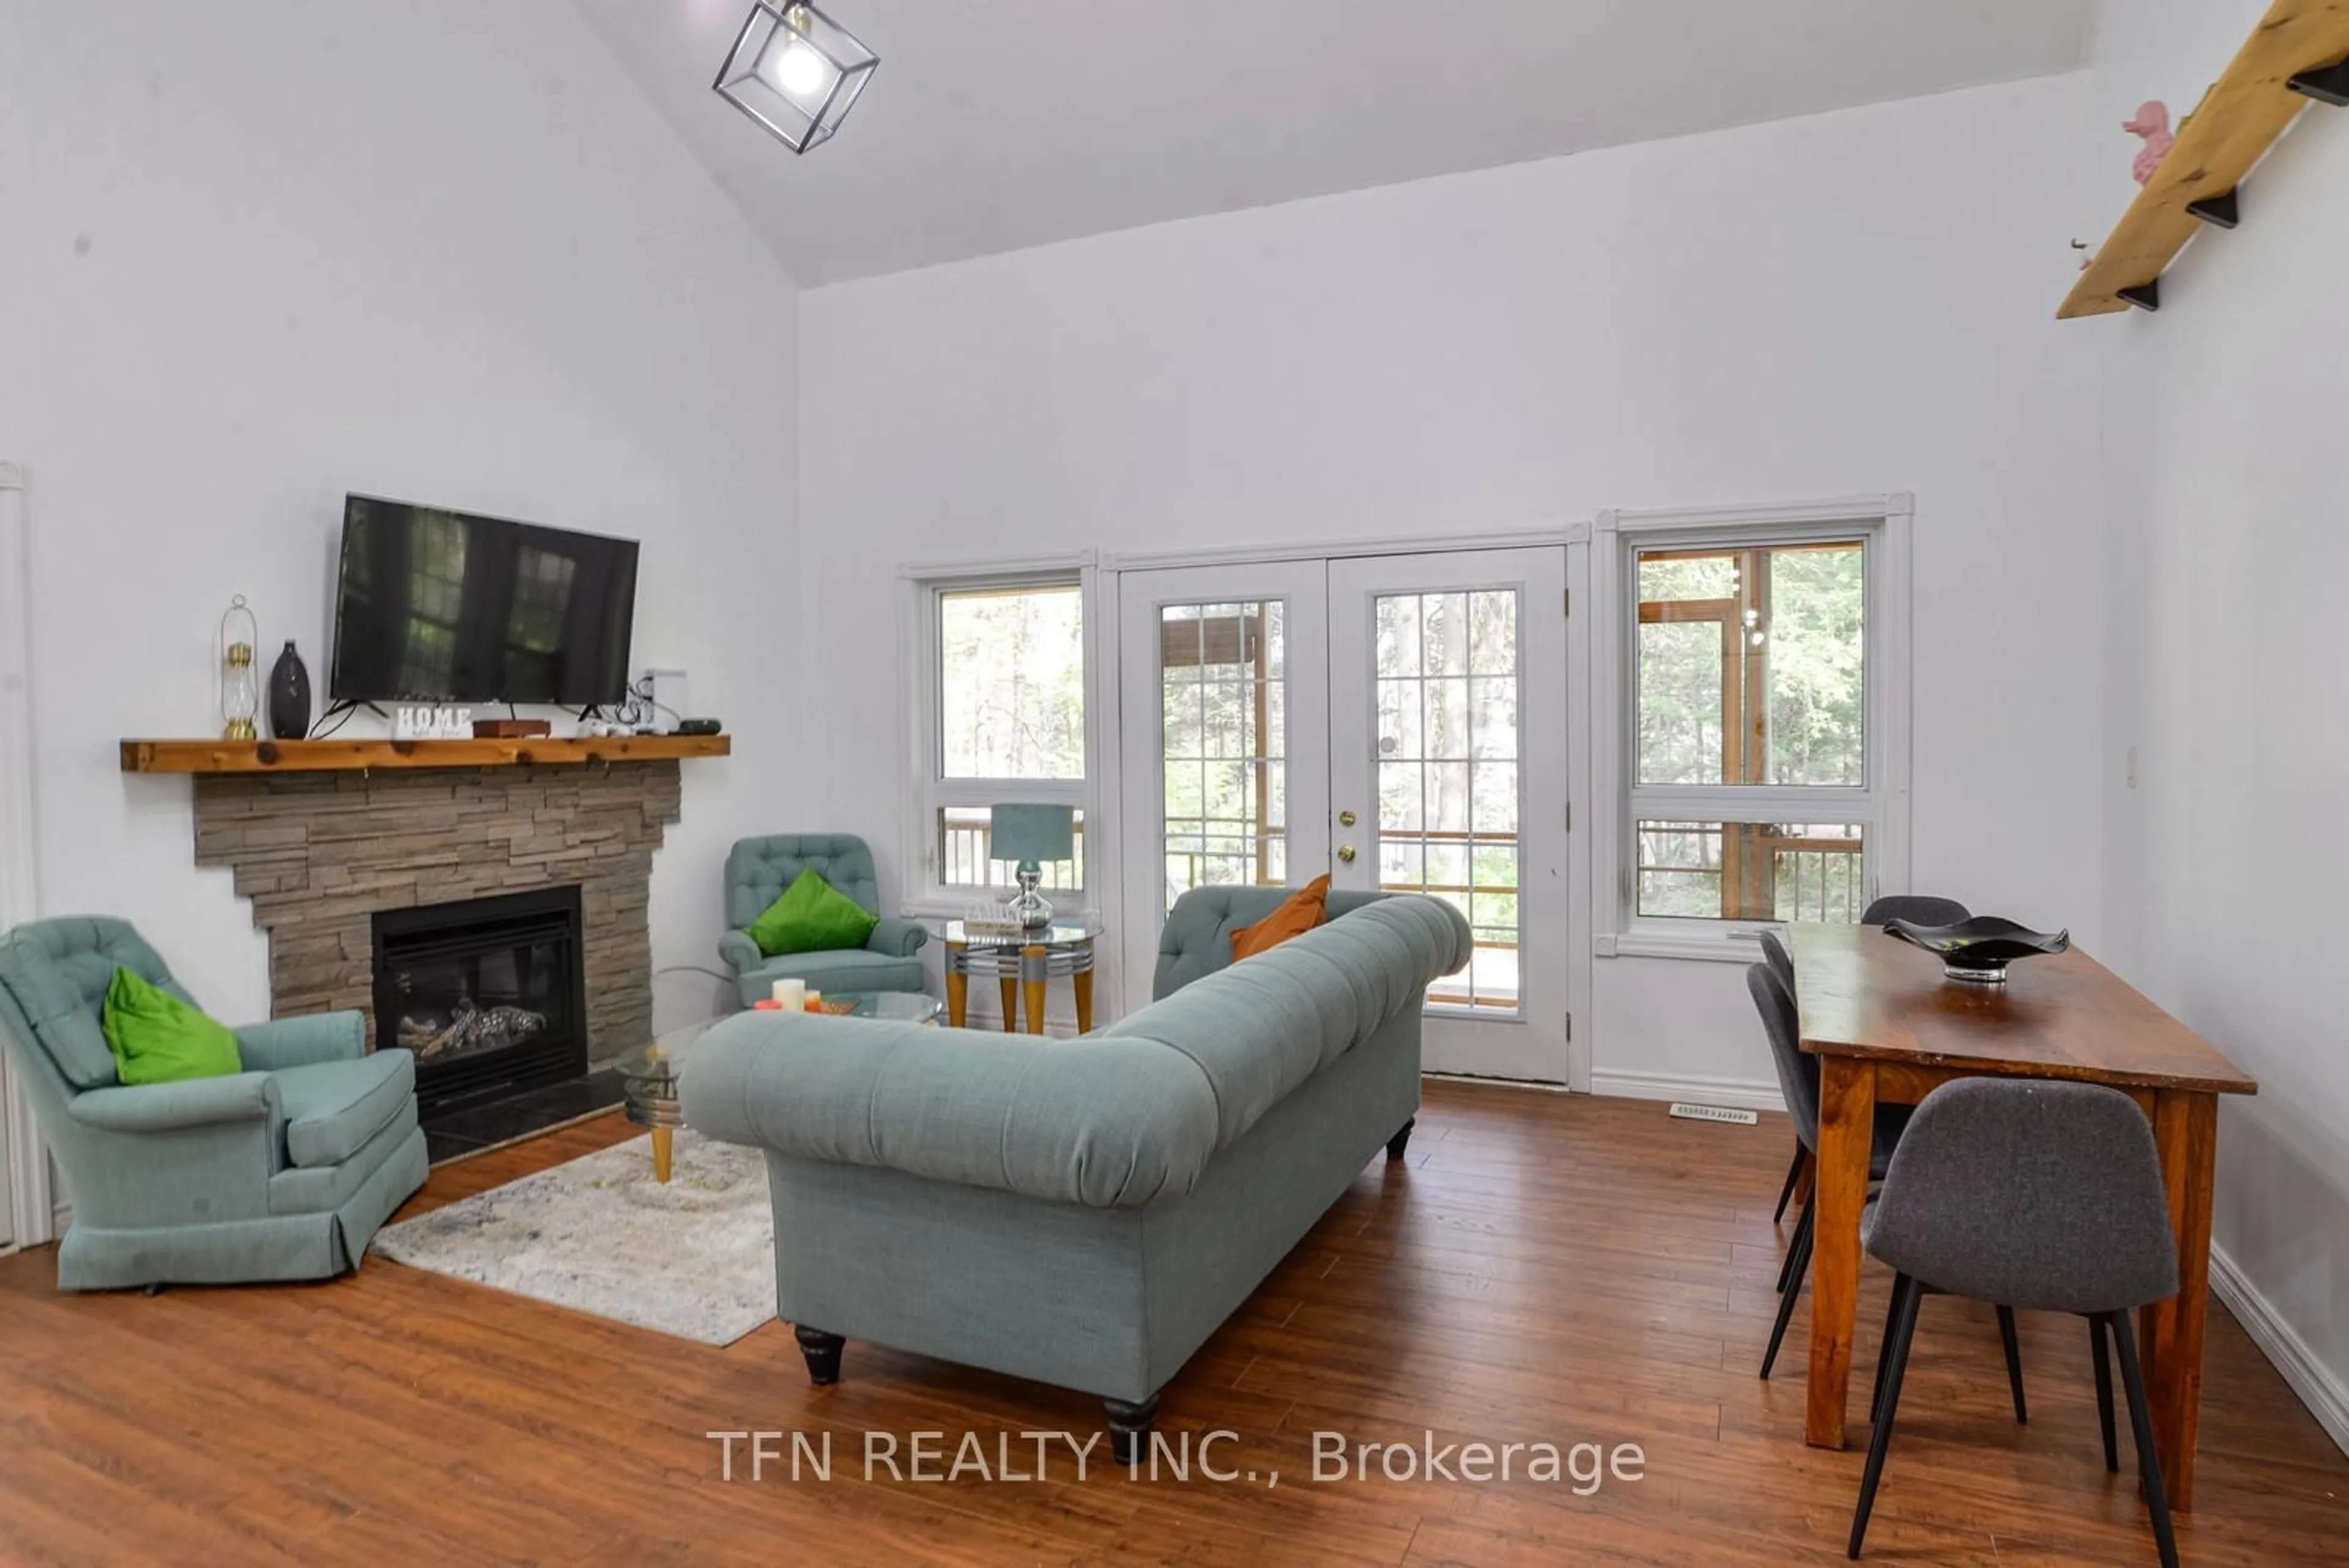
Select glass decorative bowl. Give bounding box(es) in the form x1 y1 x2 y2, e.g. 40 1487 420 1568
1883 916 2070 984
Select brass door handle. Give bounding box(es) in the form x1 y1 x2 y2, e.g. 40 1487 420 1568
1338 809 1357 827
1337 845 1357 863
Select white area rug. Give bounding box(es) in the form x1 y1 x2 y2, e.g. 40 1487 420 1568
370 1128 777 1345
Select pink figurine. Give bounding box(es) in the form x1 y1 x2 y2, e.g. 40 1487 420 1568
2124 101 2173 185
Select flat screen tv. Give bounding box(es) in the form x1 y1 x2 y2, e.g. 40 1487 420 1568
328 495 640 707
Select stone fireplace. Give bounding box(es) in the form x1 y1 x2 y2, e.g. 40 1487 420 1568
190 762 683 1076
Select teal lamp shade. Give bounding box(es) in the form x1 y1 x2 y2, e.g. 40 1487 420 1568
989 804 1075 871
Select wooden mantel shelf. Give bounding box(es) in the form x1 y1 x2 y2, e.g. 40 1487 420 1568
2062 0 2349 318
121 734 730 775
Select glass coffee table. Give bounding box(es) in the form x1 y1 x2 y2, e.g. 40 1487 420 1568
612 992 944 1183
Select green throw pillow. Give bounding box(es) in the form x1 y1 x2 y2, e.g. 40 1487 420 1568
746 868 881 957
99 967 243 1086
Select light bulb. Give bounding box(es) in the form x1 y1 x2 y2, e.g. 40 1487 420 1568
773 42 828 98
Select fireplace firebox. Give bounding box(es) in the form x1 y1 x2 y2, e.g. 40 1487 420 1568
372 886 588 1115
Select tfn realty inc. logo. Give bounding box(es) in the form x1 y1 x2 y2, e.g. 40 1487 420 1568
707 1429 1646 1494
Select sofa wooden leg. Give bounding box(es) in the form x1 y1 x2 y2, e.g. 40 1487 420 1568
1105 1393 1159 1466
794 1325 845 1386
1386 1116 1416 1162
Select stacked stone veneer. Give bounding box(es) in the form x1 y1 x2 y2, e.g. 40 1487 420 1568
191 763 683 1053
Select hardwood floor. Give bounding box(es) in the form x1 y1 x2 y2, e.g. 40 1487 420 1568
1 1082 2341 1565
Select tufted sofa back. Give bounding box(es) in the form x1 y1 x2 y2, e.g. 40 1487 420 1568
0 916 198 1091
1153 885 1393 1001
724 834 883 932
685 893 1472 1208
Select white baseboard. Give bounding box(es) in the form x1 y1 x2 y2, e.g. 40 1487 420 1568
2209 1242 2349 1459
1590 1068 1784 1115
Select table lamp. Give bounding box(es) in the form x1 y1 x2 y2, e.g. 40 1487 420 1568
989 804 1074 931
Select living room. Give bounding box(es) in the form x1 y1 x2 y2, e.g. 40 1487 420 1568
1 1 2344 1562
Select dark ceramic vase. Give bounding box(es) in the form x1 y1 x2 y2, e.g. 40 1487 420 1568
267 640 312 740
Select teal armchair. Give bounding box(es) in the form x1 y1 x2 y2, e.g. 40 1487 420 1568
719 834 930 1009
0 916 428 1291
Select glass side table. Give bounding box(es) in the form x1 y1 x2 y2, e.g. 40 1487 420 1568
940 920 1098 1034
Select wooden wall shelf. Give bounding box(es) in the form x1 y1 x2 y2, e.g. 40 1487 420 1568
2062 0 2349 319
120 735 730 775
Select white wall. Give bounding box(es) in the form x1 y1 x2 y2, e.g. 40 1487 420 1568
2088 0 2349 1446
800 72 2107 1090
2 0 800 1033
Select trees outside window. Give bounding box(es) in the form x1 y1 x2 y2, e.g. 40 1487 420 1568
925 581 1087 896
1631 540 1870 923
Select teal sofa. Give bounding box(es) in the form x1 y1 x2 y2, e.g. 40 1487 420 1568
717 833 930 1009
0 917 428 1291
683 888 1469 1458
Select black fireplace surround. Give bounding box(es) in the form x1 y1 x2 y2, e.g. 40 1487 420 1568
372 886 587 1117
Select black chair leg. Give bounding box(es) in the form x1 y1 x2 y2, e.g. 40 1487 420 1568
1776 1192 1814 1296
1761 1200 1814 1379
2108 1312 2180 1568
2090 1314 2118 1473
1774 1143 1809 1224
1849 1273 1923 1560
1996 1305 2028 1425
1871 1281 1904 1424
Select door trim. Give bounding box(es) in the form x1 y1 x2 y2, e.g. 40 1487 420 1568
1105 521 1592 573
0 460 51 1248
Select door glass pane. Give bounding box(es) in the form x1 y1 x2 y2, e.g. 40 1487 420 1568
1373 589 1520 1013
1634 543 1864 787
1159 602 1285 911
1635 821 1866 921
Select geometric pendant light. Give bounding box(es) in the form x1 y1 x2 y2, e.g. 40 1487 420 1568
713 1 879 154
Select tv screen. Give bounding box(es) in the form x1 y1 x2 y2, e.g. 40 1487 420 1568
328 495 639 707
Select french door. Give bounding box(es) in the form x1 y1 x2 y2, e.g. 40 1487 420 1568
1118 548 1573 1083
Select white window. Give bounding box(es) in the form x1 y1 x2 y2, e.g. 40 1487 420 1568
1595 499 1910 956
911 574 1091 906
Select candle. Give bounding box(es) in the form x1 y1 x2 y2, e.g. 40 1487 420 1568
771 979 806 1011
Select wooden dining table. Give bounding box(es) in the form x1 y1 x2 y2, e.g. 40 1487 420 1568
1789 922 2257 1510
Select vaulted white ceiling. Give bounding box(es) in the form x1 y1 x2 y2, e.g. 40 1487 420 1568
574 0 2097 286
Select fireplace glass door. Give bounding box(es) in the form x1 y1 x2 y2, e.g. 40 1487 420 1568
373 886 587 1111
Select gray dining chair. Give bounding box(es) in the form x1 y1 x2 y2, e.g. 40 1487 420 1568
1756 930 1806 1222
1750 963 1887 1375
1861 894 1971 927
1746 964 2026 1410
1849 1077 2180 1567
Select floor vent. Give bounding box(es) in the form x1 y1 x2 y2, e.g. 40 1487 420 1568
1668 1102 1759 1126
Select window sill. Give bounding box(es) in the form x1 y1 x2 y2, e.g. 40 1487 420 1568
1596 929 1773 964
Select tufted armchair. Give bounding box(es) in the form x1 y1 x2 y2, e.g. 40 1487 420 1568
0 916 428 1291
718 834 931 1009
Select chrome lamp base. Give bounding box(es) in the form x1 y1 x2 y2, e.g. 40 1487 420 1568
1009 864 1055 932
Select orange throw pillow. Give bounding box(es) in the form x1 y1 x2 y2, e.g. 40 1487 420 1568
1230 875 1332 962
